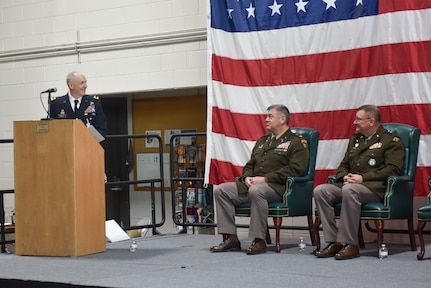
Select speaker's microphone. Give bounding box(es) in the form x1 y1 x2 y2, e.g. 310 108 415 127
41 87 57 93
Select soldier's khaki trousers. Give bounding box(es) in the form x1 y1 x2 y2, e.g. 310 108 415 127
314 183 381 245
213 182 282 240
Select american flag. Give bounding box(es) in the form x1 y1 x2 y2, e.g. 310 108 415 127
206 0 431 196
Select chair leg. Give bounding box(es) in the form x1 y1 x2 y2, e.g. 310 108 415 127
358 223 365 249
307 215 315 246
417 220 426 260
265 227 272 245
407 217 417 251
374 220 384 255
273 217 282 253
312 217 321 252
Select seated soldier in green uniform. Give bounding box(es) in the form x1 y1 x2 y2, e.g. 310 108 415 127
314 104 404 260
210 104 310 255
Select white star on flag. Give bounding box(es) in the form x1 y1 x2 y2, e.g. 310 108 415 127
356 0 363 6
268 0 283 16
246 2 256 19
296 0 309 13
323 0 336 10
227 8 234 19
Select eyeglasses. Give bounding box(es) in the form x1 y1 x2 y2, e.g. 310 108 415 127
267 114 280 120
354 117 371 122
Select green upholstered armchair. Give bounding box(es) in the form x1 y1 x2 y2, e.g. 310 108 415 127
313 123 420 255
417 176 431 260
235 127 319 252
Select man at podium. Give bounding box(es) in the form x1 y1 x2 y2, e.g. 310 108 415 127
50 71 108 137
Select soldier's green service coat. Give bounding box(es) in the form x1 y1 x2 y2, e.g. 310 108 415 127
334 125 404 198
235 129 309 196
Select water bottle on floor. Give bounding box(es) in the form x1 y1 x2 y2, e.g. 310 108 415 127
130 239 137 252
379 243 388 259
298 237 306 251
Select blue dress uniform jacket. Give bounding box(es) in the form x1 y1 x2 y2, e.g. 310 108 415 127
235 129 309 196
50 94 108 137
334 125 404 198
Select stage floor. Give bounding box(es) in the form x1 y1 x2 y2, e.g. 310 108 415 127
0 233 430 288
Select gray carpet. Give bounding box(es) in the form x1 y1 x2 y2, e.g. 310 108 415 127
0 234 429 288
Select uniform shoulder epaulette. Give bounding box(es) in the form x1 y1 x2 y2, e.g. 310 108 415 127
382 128 400 142
93 95 99 100
290 132 308 148
353 133 363 140
383 128 395 136
259 134 270 141
50 96 57 101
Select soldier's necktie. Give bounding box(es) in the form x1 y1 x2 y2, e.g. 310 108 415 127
74 100 79 114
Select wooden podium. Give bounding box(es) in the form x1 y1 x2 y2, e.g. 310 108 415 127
14 120 106 256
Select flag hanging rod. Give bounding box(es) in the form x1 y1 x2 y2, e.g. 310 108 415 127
0 28 207 63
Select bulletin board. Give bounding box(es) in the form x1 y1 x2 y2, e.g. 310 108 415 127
136 153 170 188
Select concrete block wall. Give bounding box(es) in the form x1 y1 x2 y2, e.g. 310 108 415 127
0 0 207 134
0 0 207 216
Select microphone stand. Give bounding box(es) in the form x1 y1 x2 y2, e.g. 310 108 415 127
47 91 52 119
41 91 53 120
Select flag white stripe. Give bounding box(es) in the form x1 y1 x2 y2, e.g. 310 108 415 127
318 137 431 169
211 133 256 167
212 72 431 114
316 140 348 170
211 9 431 59
418 135 431 167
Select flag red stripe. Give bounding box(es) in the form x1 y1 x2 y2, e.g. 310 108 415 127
211 107 267 141
209 159 243 184
292 104 431 140
212 104 431 141
209 159 431 196
212 41 431 87
379 0 431 14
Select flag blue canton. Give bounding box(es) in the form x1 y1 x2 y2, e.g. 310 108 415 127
211 0 379 32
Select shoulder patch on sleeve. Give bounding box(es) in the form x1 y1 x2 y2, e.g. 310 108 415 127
301 139 308 148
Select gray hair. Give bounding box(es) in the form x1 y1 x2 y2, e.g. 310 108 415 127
66 71 80 84
267 104 290 124
358 104 381 122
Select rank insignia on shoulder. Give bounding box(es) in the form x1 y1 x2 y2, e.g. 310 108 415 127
392 136 400 142
93 95 99 100
50 96 56 101
301 139 308 148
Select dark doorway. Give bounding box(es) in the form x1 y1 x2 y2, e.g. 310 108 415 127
101 97 130 227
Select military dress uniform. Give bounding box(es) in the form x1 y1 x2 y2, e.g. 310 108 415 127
314 125 404 246
214 129 309 240
50 94 108 137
